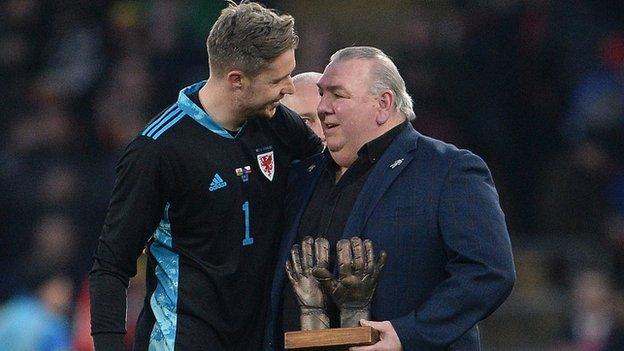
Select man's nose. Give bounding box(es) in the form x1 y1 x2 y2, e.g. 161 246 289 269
282 77 295 95
317 96 331 121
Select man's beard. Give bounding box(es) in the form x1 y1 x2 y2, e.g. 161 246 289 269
241 101 277 120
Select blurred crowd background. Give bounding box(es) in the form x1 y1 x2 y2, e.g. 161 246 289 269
0 0 623 349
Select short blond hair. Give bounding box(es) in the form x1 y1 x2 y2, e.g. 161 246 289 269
207 1 299 77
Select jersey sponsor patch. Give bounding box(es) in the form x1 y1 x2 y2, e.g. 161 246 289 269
209 173 227 191
257 151 274 181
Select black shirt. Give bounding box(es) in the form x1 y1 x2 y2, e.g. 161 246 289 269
281 121 408 333
89 81 323 351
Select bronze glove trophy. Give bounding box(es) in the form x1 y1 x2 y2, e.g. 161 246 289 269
314 237 387 328
285 236 387 350
286 236 330 330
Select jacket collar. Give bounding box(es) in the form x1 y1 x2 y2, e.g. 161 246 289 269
343 123 420 237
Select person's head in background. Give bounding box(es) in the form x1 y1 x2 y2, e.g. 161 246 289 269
280 72 325 143
22 267 74 316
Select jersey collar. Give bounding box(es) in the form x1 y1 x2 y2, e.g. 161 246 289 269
177 80 244 139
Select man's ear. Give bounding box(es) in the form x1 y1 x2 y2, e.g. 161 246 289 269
376 90 394 125
227 70 245 89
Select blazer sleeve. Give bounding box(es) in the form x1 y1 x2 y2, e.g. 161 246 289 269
390 150 516 350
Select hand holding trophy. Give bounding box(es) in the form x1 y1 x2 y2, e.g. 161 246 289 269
285 236 387 350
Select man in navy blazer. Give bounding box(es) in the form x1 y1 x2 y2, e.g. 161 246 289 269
265 46 515 350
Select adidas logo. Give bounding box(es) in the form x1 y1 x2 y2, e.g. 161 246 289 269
209 173 227 192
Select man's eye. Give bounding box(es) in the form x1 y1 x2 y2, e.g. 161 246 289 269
302 117 312 125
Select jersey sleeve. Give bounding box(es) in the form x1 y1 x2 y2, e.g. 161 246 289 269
270 104 324 159
89 136 171 350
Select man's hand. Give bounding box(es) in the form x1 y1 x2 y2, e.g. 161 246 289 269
286 236 330 330
349 320 403 351
313 237 387 327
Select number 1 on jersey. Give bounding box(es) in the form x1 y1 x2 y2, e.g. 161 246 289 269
242 201 254 246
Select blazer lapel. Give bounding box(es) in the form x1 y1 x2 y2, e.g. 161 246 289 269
343 124 420 238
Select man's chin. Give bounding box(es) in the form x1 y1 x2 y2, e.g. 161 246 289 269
260 105 278 119
243 101 280 120
266 106 278 118
247 107 276 120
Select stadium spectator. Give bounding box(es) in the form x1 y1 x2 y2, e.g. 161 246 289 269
0 270 73 351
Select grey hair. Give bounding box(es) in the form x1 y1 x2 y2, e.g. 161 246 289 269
330 46 416 121
292 72 322 85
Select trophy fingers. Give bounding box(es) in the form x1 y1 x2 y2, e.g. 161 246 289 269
350 237 365 276
363 239 374 275
336 239 353 279
290 244 304 275
285 260 298 283
372 250 388 280
314 237 330 269
301 236 314 274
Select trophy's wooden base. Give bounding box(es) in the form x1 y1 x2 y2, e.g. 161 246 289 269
284 326 379 350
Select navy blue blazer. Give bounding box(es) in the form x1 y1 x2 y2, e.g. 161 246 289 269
264 124 516 350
